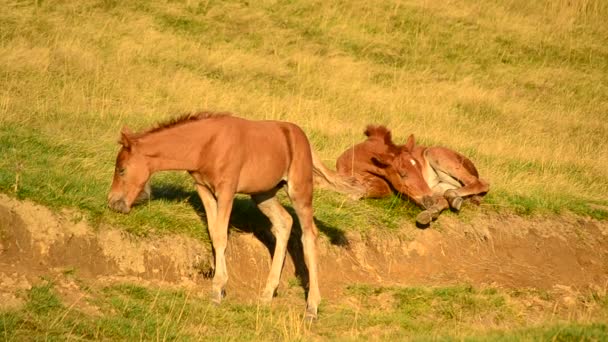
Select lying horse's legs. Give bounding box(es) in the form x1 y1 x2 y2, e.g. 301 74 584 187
287 185 320 319
416 196 449 225
252 190 293 303
425 147 489 210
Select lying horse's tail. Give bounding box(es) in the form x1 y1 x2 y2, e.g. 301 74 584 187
311 150 366 200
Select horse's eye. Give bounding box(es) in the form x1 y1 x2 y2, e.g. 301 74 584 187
118 167 126 176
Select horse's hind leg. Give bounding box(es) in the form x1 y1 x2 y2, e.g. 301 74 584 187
425 147 489 210
252 190 293 303
287 182 320 319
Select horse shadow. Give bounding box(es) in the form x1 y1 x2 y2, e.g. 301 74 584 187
150 182 349 295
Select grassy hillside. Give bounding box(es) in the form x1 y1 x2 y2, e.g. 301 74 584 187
1 0 607 238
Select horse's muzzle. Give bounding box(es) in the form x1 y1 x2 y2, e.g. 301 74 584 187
108 198 131 214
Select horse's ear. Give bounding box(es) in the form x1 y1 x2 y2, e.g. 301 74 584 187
119 126 134 150
404 134 415 151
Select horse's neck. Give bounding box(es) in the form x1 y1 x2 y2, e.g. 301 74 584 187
412 146 428 163
139 128 207 172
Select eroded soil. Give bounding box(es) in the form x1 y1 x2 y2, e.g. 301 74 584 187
1 194 607 312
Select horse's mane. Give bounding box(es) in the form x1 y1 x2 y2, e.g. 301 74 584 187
136 111 231 138
364 125 400 153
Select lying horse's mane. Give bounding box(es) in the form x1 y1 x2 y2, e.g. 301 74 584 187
139 111 231 137
364 125 401 153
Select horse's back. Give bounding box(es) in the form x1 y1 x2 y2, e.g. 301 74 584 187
242 118 312 165
424 146 480 178
336 137 388 175
209 116 313 193
209 116 310 159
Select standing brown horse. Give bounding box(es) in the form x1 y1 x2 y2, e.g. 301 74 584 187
107 112 355 319
337 125 489 225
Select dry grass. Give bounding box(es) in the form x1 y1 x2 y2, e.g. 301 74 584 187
0 0 607 231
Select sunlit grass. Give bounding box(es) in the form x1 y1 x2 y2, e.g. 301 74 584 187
2 280 607 340
1 0 607 234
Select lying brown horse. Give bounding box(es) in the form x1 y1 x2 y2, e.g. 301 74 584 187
338 125 489 225
107 112 360 319
336 125 397 198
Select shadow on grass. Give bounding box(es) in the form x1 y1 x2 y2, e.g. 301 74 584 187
149 183 349 296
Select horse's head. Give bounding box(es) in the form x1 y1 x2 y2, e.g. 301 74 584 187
107 127 151 214
371 134 435 208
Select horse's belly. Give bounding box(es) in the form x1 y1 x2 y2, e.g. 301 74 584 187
236 168 286 194
431 182 459 194
427 168 460 195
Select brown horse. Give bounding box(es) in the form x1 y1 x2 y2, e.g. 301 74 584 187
107 112 358 319
336 126 398 198
370 132 490 225
337 125 489 225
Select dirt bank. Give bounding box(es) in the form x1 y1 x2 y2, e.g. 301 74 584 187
1 194 607 309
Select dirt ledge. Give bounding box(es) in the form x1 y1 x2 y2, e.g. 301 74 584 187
1 194 607 310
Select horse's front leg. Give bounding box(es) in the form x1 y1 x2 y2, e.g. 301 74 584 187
416 196 449 226
194 184 222 303
206 188 235 305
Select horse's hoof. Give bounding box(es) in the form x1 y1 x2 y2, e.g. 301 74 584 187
416 211 433 225
444 190 462 211
470 195 483 206
422 196 436 209
450 196 463 211
305 306 318 321
260 288 276 304
210 289 225 305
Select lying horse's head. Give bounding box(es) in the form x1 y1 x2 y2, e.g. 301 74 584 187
371 134 435 209
107 127 151 214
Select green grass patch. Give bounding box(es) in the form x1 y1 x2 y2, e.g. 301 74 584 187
3 281 607 340
346 284 511 332
25 282 64 315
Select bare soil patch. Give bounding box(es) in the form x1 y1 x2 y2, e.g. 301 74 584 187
1 194 607 311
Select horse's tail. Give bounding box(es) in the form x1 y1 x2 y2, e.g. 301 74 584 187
311 150 366 200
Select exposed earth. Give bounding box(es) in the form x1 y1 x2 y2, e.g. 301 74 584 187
1 194 607 313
